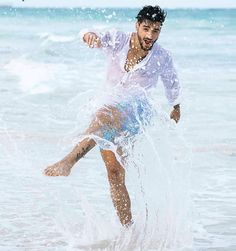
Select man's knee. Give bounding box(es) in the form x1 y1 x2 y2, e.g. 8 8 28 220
96 108 112 125
101 150 125 183
96 106 122 129
107 164 125 183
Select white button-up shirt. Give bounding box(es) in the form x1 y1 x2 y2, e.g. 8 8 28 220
80 29 181 106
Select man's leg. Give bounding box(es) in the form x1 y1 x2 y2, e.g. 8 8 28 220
100 149 132 226
44 137 96 176
44 106 122 177
44 111 105 176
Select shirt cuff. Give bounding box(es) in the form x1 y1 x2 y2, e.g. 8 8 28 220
169 91 182 107
172 97 181 107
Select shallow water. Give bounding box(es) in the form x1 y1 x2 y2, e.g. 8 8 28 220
0 7 236 251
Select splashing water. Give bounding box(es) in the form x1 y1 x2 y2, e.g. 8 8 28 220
1 7 235 251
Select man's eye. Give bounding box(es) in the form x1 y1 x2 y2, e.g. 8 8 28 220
143 28 149 31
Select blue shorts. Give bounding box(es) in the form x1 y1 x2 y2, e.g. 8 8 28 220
101 96 153 142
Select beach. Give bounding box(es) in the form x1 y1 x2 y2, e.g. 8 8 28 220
0 7 235 250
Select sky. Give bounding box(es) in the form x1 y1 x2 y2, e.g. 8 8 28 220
1 0 236 8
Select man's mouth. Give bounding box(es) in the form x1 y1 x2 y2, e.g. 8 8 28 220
143 39 153 46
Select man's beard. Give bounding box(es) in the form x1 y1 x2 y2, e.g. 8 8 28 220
137 33 157 51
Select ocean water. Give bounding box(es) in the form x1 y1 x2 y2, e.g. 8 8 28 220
0 7 236 251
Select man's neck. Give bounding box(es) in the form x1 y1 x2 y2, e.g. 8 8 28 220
130 33 148 56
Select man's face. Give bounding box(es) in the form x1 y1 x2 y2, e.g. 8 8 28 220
136 20 162 51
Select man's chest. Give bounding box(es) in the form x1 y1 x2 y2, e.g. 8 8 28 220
124 49 148 72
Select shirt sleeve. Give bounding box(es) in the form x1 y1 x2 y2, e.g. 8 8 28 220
98 30 127 54
79 29 127 54
160 53 181 106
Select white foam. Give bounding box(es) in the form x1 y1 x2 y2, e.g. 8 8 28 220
3 58 65 94
38 32 78 43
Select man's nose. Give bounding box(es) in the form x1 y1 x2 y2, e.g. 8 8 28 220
146 31 153 39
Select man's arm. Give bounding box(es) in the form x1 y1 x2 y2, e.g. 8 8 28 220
160 53 181 123
81 30 127 53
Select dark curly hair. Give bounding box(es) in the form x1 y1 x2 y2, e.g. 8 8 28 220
136 5 167 25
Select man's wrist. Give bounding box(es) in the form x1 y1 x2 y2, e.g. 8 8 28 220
173 104 180 110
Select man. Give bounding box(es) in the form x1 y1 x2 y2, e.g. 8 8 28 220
44 5 181 227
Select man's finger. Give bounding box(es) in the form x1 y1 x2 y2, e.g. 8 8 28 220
87 35 91 46
90 37 95 47
88 35 93 47
89 35 97 48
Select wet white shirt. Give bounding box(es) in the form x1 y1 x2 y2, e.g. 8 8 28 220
81 30 181 106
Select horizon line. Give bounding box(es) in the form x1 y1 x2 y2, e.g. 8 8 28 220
1 5 236 10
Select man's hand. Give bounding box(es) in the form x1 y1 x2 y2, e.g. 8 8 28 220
170 104 180 123
83 32 101 48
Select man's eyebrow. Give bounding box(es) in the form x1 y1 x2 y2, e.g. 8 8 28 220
143 25 160 31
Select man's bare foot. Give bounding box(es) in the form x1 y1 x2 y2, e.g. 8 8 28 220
44 160 73 176
43 138 96 177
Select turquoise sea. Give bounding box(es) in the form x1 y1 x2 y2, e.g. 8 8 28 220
0 7 235 251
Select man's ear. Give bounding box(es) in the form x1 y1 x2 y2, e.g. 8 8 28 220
135 22 140 31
